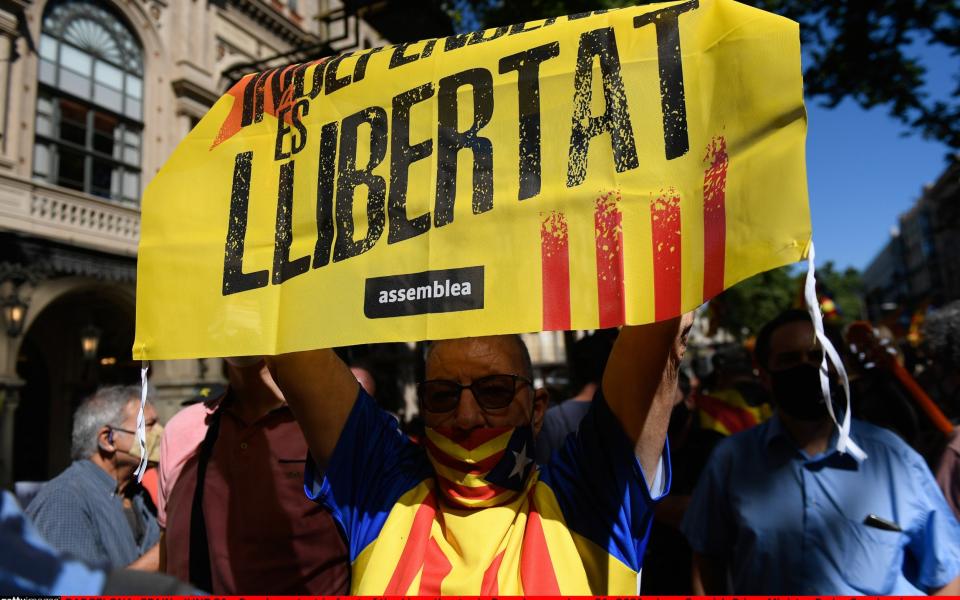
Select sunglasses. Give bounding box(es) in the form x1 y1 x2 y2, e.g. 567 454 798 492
417 374 533 413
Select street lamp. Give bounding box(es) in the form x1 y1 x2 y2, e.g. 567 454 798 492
80 324 101 360
2 293 27 337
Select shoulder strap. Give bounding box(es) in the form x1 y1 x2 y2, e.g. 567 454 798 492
188 403 223 592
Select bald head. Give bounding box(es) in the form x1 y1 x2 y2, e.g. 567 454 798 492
426 335 532 380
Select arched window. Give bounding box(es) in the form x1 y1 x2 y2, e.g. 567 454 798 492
33 0 143 206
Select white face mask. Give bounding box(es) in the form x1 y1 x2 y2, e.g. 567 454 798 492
111 423 163 464
127 423 163 464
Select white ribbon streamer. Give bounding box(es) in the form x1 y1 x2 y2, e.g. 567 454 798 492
134 361 149 482
804 242 867 461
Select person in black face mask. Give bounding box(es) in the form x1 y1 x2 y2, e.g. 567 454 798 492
680 308 960 596
763 323 831 424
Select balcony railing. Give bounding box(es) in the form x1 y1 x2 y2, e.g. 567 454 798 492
0 172 139 256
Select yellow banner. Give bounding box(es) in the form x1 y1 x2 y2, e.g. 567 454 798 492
134 0 809 360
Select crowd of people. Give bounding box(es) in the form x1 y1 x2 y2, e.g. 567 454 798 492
3 302 960 594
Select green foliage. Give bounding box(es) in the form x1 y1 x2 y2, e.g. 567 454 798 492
709 266 798 340
456 0 960 148
815 260 866 325
708 262 865 340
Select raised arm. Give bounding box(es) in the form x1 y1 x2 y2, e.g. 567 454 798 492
267 349 359 468
602 313 693 481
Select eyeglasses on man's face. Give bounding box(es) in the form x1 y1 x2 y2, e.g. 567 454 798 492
417 374 533 413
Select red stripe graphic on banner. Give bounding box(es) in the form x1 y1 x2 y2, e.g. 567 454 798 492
652 190 682 320
481 550 505 595
385 492 437 594
540 211 571 330
702 136 728 301
418 537 453 595
594 192 625 328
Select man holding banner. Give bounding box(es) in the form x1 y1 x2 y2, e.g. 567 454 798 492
134 0 817 593
269 316 690 594
134 0 811 361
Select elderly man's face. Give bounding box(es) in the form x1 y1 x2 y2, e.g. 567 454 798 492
111 399 158 467
423 336 548 434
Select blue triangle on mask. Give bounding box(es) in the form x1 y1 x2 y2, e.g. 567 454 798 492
485 426 536 491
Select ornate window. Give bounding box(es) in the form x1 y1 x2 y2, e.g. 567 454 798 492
33 0 144 206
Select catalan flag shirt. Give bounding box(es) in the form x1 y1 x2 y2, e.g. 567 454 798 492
305 388 670 594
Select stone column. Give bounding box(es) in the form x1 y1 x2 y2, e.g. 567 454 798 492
0 380 23 490
149 358 226 423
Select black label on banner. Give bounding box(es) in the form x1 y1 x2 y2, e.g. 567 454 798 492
364 266 485 318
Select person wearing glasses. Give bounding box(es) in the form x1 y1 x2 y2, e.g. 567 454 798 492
268 315 692 594
25 386 162 570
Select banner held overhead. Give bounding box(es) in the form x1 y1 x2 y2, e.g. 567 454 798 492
134 0 810 360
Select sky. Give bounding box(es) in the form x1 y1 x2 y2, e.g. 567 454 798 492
805 101 953 273
803 41 957 272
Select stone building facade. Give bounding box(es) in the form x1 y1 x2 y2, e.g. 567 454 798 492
0 0 392 488
863 155 960 325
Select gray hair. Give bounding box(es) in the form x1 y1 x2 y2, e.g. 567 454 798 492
70 385 141 460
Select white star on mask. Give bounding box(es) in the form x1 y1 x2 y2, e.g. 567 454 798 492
509 444 532 479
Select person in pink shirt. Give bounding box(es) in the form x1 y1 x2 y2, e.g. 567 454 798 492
157 358 348 594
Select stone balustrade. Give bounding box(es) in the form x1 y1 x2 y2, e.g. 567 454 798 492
0 173 139 256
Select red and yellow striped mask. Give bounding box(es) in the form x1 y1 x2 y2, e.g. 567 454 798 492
424 425 537 509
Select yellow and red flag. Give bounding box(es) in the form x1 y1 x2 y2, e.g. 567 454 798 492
697 388 772 436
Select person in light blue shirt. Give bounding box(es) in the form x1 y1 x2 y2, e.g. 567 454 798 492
26 386 161 569
1 490 106 595
681 309 960 595
1 490 197 595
